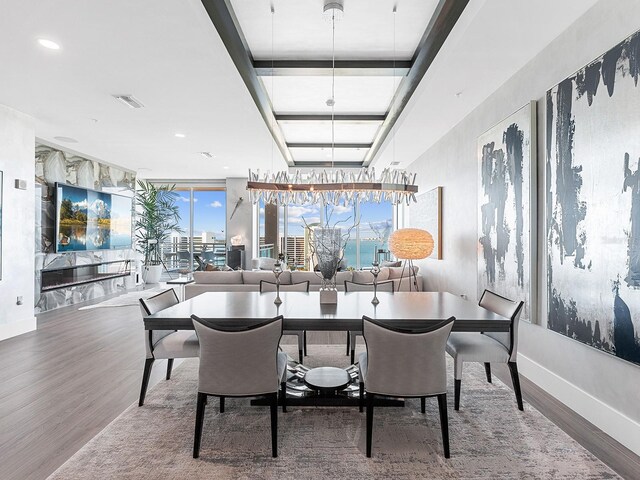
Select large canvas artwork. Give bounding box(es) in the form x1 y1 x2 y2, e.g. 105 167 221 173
546 29 640 365
478 102 536 322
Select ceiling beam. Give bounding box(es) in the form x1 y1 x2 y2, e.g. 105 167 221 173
200 0 293 166
276 114 386 122
288 143 372 149
254 60 411 76
363 0 470 167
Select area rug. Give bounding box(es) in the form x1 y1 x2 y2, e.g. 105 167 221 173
47 345 619 479
77 286 173 310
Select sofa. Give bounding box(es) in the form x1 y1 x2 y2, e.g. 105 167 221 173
184 267 423 300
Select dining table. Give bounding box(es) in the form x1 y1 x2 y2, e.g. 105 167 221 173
144 290 509 407
143 291 510 332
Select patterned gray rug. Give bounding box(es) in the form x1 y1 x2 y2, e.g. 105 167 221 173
48 345 619 479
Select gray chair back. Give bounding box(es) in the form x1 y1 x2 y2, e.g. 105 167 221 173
260 280 310 293
344 280 394 293
191 316 283 396
139 289 180 358
479 290 524 362
362 316 454 397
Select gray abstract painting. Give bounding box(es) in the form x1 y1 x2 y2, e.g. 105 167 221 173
546 29 640 365
478 102 535 321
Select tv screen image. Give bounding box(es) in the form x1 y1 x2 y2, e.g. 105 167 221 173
57 184 89 251
56 183 132 252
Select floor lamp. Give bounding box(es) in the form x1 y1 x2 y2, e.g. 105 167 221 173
388 228 434 291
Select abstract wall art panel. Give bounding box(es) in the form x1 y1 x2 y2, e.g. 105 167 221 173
546 29 640 365
478 102 536 322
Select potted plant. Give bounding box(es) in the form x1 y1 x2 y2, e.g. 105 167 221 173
134 180 183 284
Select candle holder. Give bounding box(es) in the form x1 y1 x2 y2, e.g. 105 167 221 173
371 261 380 305
273 260 283 305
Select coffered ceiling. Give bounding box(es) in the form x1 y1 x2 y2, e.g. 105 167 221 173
204 0 465 168
0 0 600 179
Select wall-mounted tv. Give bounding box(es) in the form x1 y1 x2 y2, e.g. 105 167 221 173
55 182 133 252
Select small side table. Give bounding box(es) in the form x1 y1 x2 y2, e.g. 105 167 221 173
166 277 195 301
303 367 351 395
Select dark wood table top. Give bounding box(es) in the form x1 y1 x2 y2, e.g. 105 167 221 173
144 291 510 332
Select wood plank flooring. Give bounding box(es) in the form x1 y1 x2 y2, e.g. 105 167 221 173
0 296 638 479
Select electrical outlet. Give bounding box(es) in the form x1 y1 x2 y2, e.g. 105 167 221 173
16 296 23 305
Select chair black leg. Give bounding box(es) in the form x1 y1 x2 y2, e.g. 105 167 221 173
484 362 492 383
359 381 364 412
270 393 278 458
303 331 307 356
366 393 375 457
350 348 355 365
421 397 426 414
346 331 350 355
220 396 225 413
166 359 174 380
193 392 207 458
454 379 461 411
437 393 450 458
281 382 287 413
138 358 154 406
508 361 524 411
298 349 303 364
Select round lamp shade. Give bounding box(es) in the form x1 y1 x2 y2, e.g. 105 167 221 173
389 228 434 260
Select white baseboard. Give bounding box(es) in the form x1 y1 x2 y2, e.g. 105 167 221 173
518 353 640 456
0 316 37 341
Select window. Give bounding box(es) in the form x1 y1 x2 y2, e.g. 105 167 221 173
162 186 226 276
255 199 395 270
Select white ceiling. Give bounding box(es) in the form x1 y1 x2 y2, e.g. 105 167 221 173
231 0 439 60
0 0 600 179
372 0 600 170
0 0 287 179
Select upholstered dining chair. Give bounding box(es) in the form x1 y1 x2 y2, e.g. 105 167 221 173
260 280 310 363
343 280 395 364
445 289 524 411
138 289 199 406
190 315 287 458
359 316 455 458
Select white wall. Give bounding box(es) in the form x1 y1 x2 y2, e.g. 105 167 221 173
407 0 640 455
0 104 36 340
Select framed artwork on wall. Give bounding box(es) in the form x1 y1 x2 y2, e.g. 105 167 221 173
411 186 442 260
477 101 537 323
546 29 640 365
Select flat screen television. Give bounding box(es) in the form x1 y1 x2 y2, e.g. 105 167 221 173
55 182 133 252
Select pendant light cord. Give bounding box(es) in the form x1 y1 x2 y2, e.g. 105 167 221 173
392 4 397 167
331 9 336 169
271 3 275 175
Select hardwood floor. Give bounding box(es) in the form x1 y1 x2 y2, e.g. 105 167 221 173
0 298 638 479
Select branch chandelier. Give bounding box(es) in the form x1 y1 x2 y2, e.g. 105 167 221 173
247 0 418 206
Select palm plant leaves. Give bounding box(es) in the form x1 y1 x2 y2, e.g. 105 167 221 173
134 180 183 265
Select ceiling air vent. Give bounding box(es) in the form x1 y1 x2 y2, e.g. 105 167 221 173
113 94 144 109
390 161 400 166
200 152 214 159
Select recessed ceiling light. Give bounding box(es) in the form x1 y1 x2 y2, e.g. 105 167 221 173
38 38 60 50
455 91 463 98
54 136 78 143
223 166 229 170
175 133 186 138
